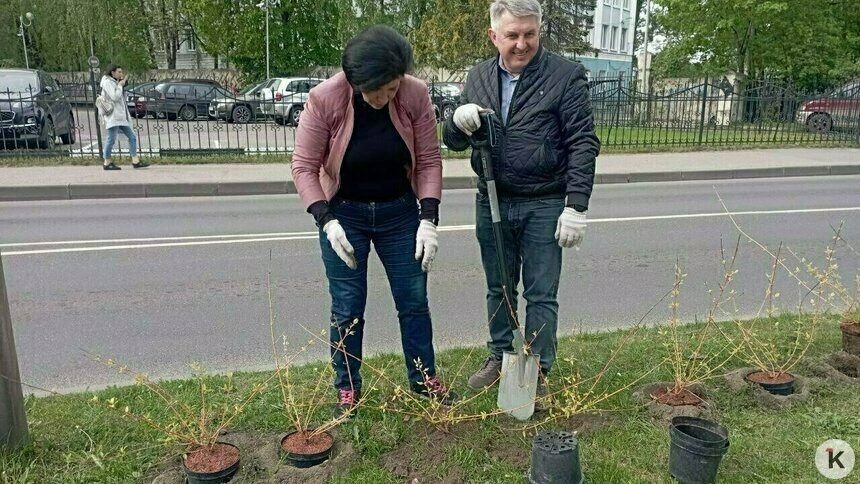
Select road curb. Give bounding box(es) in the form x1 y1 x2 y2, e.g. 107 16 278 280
1 165 858 202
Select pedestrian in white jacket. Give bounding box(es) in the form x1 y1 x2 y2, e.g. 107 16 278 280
99 64 148 170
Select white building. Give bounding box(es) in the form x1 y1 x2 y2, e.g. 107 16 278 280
574 0 636 80
152 28 223 70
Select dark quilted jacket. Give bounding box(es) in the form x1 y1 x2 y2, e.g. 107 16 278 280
443 47 600 208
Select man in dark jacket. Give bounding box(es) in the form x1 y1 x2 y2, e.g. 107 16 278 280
443 0 600 404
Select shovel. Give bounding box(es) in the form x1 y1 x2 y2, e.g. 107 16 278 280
471 112 540 421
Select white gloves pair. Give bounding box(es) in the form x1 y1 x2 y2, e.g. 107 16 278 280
453 103 493 135
322 219 438 272
555 207 587 249
456 105 588 250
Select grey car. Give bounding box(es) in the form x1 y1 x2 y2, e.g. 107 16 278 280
208 79 273 123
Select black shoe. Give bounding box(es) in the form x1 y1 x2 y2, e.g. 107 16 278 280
132 161 150 169
534 377 550 413
103 163 121 171
411 377 460 406
333 389 361 419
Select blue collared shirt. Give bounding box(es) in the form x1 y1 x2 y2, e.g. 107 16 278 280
498 58 519 126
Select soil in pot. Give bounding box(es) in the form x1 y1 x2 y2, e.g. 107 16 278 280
746 371 795 395
651 386 703 406
281 430 335 468
184 442 240 482
840 320 860 355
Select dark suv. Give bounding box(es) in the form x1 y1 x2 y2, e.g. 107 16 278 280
147 81 231 121
428 82 463 121
0 69 76 149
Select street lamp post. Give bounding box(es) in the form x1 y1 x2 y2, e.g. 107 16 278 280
265 0 270 79
88 56 104 158
18 12 34 69
258 0 271 79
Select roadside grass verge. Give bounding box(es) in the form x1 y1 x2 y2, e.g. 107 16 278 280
1 313 856 483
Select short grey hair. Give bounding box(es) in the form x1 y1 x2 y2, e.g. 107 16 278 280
490 0 543 30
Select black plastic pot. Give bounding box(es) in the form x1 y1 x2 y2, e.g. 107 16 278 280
528 431 585 484
183 443 240 484
669 416 729 484
280 431 334 468
745 373 795 395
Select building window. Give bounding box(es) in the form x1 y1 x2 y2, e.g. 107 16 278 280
624 0 630 8
601 25 609 50
610 26 618 51
621 28 628 52
184 29 196 52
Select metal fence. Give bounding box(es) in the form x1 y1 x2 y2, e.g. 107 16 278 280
2 74 858 159
591 74 860 149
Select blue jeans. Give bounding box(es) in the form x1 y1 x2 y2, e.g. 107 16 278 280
475 193 564 373
320 192 436 391
104 125 138 160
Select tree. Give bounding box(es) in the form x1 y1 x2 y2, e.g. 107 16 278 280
542 0 595 57
0 0 153 72
653 0 860 91
144 0 188 70
412 0 495 71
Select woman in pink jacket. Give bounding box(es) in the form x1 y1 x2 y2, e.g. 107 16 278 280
292 25 458 417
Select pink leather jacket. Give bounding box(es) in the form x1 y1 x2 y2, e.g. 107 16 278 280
291 72 443 208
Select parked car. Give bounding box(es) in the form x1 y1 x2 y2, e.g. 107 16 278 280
147 81 231 121
209 79 275 123
258 77 325 126
126 81 158 118
428 82 463 121
0 69 75 149
796 80 860 133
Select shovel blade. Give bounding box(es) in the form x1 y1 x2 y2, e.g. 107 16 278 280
497 350 540 421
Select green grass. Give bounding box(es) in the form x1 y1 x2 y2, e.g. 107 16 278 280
1 314 856 483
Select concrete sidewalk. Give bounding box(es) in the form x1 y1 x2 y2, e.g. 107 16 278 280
1 148 858 201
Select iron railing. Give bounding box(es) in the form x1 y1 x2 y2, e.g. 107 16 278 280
2 75 858 158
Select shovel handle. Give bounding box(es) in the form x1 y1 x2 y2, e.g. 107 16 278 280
475 114 526 352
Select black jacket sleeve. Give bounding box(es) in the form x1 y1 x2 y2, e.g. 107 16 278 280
442 71 474 153
560 64 601 210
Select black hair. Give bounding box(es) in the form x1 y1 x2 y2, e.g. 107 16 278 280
104 64 122 78
342 25 413 92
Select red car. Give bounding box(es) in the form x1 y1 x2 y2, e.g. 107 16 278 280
796 80 860 133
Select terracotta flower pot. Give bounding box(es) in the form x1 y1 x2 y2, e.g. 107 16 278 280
183 442 240 483
840 320 860 356
280 430 334 468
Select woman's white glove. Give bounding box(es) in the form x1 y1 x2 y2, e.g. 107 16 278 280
323 220 357 269
555 207 587 249
414 220 439 272
453 104 491 135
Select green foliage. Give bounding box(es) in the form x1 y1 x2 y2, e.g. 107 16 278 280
0 0 153 72
653 0 860 91
412 0 495 71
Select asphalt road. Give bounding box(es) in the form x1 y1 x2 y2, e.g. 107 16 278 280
1 176 858 393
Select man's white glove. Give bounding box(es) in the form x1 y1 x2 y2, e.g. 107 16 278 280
323 220 357 269
453 103 491 136
414 220 438 272
555 207 587 249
